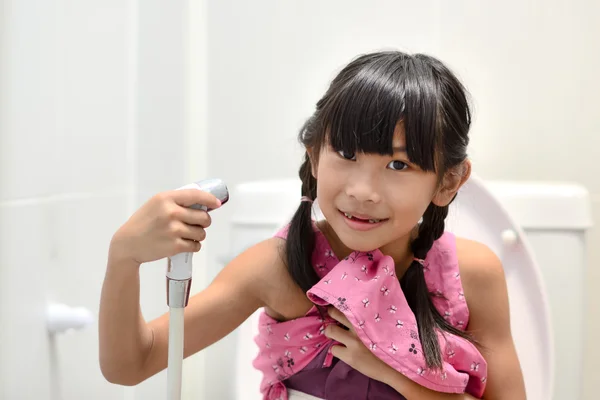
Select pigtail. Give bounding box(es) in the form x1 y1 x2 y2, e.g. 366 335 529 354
401 202 477 370
285 152 320 293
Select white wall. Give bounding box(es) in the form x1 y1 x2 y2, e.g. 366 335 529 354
0 0 207 399
203 1 600 399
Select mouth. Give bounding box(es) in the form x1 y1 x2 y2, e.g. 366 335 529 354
339 210 389 224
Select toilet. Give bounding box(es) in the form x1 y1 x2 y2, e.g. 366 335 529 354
226 175 592 400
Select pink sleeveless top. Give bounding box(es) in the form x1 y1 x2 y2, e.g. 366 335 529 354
252 222 488 400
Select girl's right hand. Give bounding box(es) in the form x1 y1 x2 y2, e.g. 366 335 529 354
109 189 222 266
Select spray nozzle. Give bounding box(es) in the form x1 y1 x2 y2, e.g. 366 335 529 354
166 178 229 308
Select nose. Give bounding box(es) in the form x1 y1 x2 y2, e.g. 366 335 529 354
345 172 381 204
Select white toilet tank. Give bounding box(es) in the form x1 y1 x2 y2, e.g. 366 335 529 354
228 179 302 256
485 181 593 400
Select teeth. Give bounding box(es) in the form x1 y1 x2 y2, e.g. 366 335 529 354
343 212 381 224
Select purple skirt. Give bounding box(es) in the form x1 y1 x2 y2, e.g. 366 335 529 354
284 343 407 400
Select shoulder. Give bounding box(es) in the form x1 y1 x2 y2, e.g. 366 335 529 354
454 237 509 334
220 235 309 319
209 236 287 305
226 235 289 291
253 236 294 292
455 237 505 296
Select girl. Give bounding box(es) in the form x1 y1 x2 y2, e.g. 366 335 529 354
99 51 527 399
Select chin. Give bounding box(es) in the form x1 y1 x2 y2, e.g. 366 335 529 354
345 242 382 253
333 228 387 253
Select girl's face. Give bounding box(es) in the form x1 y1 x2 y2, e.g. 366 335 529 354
313 124 444 255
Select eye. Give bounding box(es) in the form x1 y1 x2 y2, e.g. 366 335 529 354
387 160 408 171
337 150 356 161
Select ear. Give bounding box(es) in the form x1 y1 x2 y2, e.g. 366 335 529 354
432 160 471 207
306 147 318 179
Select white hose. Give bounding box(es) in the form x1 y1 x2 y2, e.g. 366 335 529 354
167 307 185 400
165 178 228 399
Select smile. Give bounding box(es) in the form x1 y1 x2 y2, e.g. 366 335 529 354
338 210 389 231
343 212 384 224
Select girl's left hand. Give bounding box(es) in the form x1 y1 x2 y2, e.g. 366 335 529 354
324 307 480 400
324 306 395 382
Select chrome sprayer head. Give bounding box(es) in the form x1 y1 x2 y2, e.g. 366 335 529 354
189 178 229 211
167 178 229 308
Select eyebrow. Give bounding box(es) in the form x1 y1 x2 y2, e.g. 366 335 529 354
393 146 406 153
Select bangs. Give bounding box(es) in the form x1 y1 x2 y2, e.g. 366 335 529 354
317 53 440 172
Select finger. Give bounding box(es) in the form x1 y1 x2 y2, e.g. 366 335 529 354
178 224 207 242
169 220 207 242
176 207 212 228
171 189 222 210
327 307 354 332
330 344 349 361
324 324 353 345
174 238 202 254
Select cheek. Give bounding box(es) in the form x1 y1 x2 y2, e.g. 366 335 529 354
386 183 433 221
316 157 345 191
315 163 346 215
316 171 340 205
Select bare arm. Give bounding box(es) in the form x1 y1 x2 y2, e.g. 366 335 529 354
99 237 283 385
98 251 153 385
139 239 280 381
457 238 527 400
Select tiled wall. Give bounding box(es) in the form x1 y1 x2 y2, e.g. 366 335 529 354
0 1 193 399
0 2 132 398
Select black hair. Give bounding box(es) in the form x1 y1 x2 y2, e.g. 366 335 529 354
285 51 476 370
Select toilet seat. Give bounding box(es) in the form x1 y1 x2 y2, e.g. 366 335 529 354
445 175 554 400
231 176 554 400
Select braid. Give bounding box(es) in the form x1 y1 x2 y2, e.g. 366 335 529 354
299 152 317 201
411 203 446 260
285 152 320 293
400 202 477 370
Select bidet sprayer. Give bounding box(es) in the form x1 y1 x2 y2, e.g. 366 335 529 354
166 178 229 308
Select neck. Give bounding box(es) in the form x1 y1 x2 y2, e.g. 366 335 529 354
318 220 417 279
380 228 418 278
